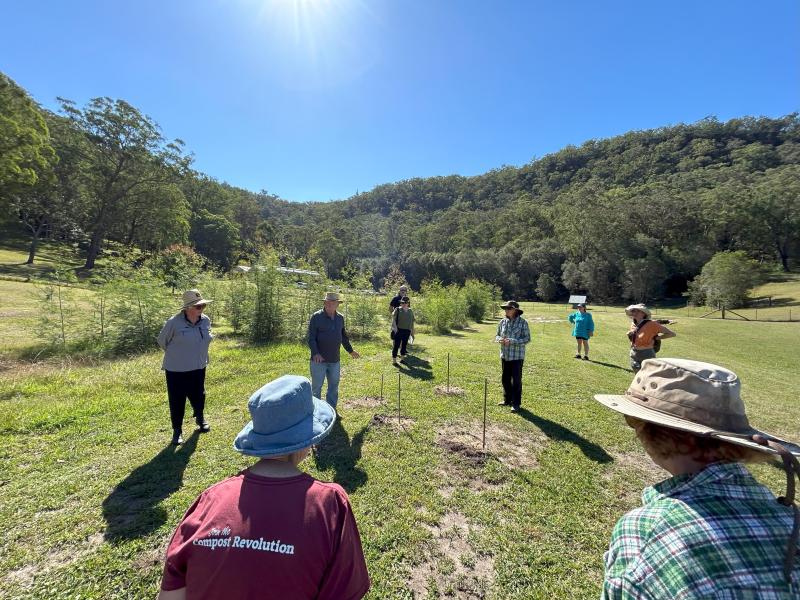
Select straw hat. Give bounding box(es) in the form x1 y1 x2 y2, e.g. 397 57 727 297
323 292 342 302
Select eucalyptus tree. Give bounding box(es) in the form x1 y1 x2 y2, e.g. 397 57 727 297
58 97 192 269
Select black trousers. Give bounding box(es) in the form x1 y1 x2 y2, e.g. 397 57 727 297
165 368 206 432
392 328 412 358
501 359 524 407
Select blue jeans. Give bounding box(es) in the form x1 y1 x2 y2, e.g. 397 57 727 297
310 360 341 409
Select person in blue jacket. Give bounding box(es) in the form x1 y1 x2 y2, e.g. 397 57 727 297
568 303 594 360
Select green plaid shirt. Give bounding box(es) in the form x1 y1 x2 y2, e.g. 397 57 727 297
603 462 800 599
495 316 530 361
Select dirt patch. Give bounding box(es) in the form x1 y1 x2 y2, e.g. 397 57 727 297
437 423 543 470
408 510 494 598
434 385 466 396
131 544 166 572
368 413 415 431
346 396 385 409
3 564 36 588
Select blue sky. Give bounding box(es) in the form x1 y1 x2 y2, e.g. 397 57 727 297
2 0 798 201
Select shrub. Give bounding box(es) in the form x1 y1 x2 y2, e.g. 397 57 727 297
462 279 497 322
418 279 455 334
688 251 764 308
250 262 283 344
535 273 558 302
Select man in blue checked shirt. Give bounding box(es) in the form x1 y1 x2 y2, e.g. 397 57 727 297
494 300 531 413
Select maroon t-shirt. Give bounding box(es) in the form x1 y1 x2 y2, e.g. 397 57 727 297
161 471 370 599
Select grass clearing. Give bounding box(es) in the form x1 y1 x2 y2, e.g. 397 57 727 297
1 283 799 598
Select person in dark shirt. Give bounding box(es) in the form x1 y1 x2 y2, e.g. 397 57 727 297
389 285 408 313
307 292 360 413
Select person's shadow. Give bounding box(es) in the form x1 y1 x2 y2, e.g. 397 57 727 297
313 420 368 493
516 408 612 463
587 360 631 372
396 355 433 381
102 432 199 543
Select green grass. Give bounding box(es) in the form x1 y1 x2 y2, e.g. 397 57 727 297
1 286 799 599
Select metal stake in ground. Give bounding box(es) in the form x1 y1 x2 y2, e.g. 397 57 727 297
397 372 401 427
447 352 450 392
380 374 384 402
483 378 488 450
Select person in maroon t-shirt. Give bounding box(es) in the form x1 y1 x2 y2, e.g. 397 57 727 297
158 375 370 600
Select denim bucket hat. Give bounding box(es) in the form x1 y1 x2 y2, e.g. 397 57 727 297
234 375 336 457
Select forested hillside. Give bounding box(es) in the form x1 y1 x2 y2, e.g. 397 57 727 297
2 71 798 301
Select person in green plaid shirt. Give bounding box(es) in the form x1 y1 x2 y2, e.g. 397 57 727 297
595 358 800 599
494 300 530 413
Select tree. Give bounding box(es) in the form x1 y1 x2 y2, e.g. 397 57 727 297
190 209 240 270
57 97 192 269
535 273 558 302
688 251 763 308
750 165 800 271
0 72 55 192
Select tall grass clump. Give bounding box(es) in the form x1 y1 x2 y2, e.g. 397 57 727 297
105 274 175 354
225 275 255 334
37 264 81 348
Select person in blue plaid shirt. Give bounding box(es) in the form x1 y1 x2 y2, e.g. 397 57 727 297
494 300 531 413
595 358 800 599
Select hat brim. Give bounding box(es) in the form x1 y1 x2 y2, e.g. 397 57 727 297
183 299 212 309
594 393 800 457
500 305 524 314
233 396 336 457
625 308 651 318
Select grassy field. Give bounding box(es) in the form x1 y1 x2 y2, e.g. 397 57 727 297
1 276 799 598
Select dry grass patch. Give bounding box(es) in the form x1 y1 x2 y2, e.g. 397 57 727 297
408 510 494 599
346 396 386 409
434 384 466 396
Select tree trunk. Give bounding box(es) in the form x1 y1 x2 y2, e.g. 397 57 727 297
26 236 39 265
84 230 104 270
25 219 47 265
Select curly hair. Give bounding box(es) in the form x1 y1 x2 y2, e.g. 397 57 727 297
624 416 770 465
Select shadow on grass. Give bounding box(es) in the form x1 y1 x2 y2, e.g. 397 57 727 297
313 420 368 493
516 408 612 464
395 355 433 381
588 360 630 372
102 431 199 543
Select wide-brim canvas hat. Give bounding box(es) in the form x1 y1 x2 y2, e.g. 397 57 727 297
234 375 336 457
182 289 212 310
625 303 651 319
594 358 800 457
323 292 342 302
500 300 524 315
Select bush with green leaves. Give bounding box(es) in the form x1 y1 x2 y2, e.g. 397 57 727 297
417 279 456 334
147 244 205 293
225 275 255 334
105 274 176 354
462 279 498 322
535 273 558 302
688 251 765 309
346 286 381 339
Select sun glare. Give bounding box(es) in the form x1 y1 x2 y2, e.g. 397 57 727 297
235 0 379 90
